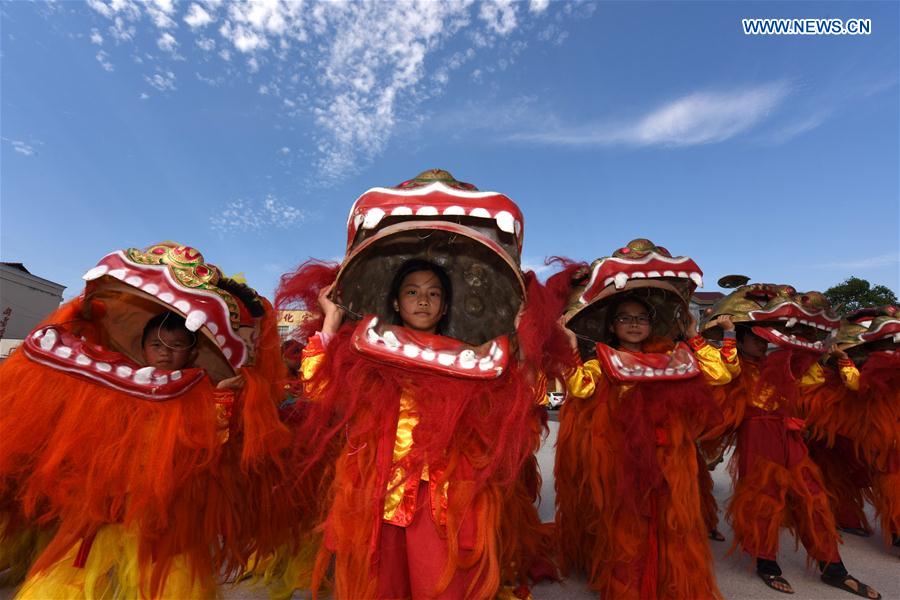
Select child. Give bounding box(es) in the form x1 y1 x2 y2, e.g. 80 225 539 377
277 170 566 599
0 242 289 599
728 316 881 600
555 240 732 600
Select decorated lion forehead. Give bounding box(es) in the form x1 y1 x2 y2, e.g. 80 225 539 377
834 305 899 352
23 242 266 398
565 238 702 345
701 283 839 353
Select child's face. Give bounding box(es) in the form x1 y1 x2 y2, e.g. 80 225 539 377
393 270 446 334
610 300 652 346
142 328 197 370
738 329 769 359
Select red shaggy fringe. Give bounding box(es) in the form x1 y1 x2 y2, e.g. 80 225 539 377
727 456 840 563
0 298 292 596
275 259 340 344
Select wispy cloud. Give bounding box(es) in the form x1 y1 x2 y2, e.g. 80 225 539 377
2 137 41 156
77 1 587 183
815 253 899 271
507 83 790 148
210 195 309 234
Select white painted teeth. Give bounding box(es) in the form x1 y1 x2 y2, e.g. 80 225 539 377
664 367 674 376
54 346 72 359
607 270 702 289
40 329 58 351
107 268 126 280
785 318 798 328
366 326 380 344
158 292 174 303
116 365 133 378
125 275 143 287
478 356 495 371
458 349 476 369
185 310 208 332
415 206 438 216
614 273 629 289
663 270 676 277
443 205 465 216
142 283 160 295
207 322 218 334
494 210 515 234
361 207 385 229
95 362 111 372
174 300 191 313
402 344 420 358
75 354 91 366
469 207 491 218
631 271 646 279
647 271 661 278
391 206 413 216
170 370 182 380
437 353 456 366
353 213 364 229
689 273 703 288
153 374 169 385
893 333 900 343
421 348 436 361
82 265 109 281
382 331 401 350
215 334 226 346
677 271 689 278
134 366 154 385
604 277 614 287
223 348 233 359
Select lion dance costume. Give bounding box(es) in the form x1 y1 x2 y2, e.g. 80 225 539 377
801 306 900 550
0 243 292 598
555 239 731 599
277 170 568 599
701 284 846 568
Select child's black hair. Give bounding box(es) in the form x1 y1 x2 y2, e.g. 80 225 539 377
387 259 453 334
141 311 195 346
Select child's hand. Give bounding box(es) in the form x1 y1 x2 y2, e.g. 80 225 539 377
318 283 345 333
559 316 578 350
684 312 699 338
829 346 849 361
216 374 245 390
716 315 735 332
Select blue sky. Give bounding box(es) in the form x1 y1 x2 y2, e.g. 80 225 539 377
2 1 897 301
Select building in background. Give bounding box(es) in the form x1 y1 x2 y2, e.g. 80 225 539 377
690 291 725 324
276 309 311 339
1 263 66 361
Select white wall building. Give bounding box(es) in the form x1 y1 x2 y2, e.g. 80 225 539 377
0 263 66 360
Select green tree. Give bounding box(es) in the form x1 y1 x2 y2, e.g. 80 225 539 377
824 277 898 314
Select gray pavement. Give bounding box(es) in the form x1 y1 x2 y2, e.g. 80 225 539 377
3 418 897 599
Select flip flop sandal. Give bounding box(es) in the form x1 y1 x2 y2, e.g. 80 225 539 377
757 572 794 594
820 573 882 599
708 529 726 542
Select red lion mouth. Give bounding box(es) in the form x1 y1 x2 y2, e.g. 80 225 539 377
23 325 205 400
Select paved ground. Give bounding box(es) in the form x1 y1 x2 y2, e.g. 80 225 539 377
4 418 898 599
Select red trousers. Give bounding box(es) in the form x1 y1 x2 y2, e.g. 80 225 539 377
376 482 480 600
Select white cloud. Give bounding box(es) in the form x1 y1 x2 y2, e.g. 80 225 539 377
2 137 41 156
79 0 580 182
184 3 213 29
90 28 104 45
157 32 178 53
210 196 308 233
96 50 114 71
529 0 550 14
815 253 900 270
144 69 176 91
140 92 149 100
278 146 290 155
507 83 790 147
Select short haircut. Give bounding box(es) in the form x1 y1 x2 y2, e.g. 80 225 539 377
141 311 194 346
